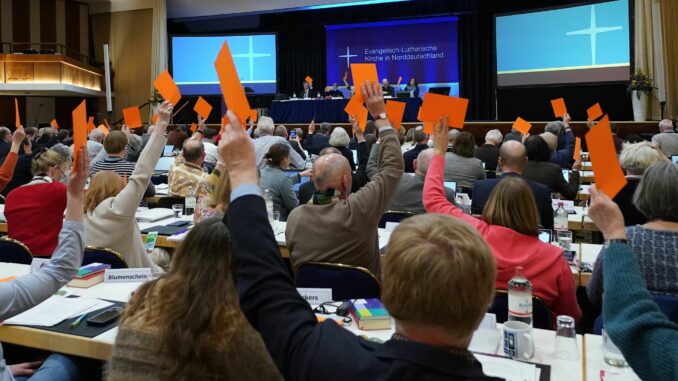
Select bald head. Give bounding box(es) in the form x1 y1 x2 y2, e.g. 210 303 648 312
182 140 205 164
312 153 352 195
414 148 434 176
499 140 527 173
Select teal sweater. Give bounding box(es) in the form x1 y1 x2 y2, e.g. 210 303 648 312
603 242 678 381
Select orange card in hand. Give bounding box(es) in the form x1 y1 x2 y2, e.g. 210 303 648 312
97 125 110 136
14 98 21 128
50 119 59 130
587 103 603 121
512 117 532 135
573 137 582 161
214 40 250 126
153 70 182 105
87 117 96 133
122 106 143 129
72 100 87 172
305 75 313 84
350 63 379 104
344 96 368 131
249 109 258 122
551 98 567 118
190 123 198 133
418 93 468 129
194 96 213 120
585 115 627 198
152 114 159 125
385 100 406 130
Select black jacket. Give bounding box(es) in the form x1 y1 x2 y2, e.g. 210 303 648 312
613 177 646 226
474 144 500 172
302 134 331 156
403 144 429 173
522 161 580 200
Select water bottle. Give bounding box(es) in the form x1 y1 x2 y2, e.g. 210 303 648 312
554 202 568 231
264 189 274 215
508 266 533 326
184 186 196 215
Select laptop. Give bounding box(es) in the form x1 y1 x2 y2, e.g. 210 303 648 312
672 155 678 164
154 157 174 173
163 145 174 157
428 87 451 96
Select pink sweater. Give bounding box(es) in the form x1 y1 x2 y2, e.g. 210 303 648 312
423 155 581 323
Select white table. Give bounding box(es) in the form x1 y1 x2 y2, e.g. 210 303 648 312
584 334 641 381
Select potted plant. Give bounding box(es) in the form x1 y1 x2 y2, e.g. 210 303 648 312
627 70 653 121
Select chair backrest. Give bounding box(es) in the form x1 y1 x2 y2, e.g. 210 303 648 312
485 171 497 180
0 237 33 264
378 210 418 228
83 246 128 269
157 196 185 209
295 262 380 301
593 293 678 334
489 290 553 330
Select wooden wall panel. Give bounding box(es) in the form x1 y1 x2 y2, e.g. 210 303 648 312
64 1 80 59
40 0 57 48
12 0 30 51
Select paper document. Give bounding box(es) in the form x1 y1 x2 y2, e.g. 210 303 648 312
3 296 101 327
474 354 539 381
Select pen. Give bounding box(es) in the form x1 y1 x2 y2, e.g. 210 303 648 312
69 312 89 329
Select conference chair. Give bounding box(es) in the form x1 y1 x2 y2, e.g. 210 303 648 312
83 246 128 269
378 210 418 228
592 294 678 334
296 262 381 301
489 290 553 330
0 237 33 264
157 196 185 209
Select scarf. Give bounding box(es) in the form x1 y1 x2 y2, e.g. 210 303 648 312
309 188 340 205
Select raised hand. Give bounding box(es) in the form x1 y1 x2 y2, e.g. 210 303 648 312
66 145 89 222
10 127 26 153
587 184 626 241
308 119 316 134
155 101 174 134
218 110 257 190
361 81 385 119
349 115 364 142
432 116 449 156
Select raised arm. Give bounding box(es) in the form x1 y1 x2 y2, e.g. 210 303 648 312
0 128 25 192
0 145 88 319
350 116 370 191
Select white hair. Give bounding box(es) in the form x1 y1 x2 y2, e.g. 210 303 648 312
88 129 104 141
658 119 673 132
619 141 663 175
329 128 350 148
485 129 503 144
257 116 275 135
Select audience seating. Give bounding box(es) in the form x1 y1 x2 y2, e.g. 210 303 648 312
0 237 33 264
157 196 185 209
489 290 553 330
296 262 380 301
378 210 418 228
592 294 678 334
83 246 128 269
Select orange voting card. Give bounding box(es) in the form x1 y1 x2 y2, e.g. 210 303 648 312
350 63 379 104
512 117 532 135
87 116 96 133
97 124 110 136
122 106 143 129
194 96 213 120
344 96 368 131
50 119 59 130
551 98 567 118
385 100 406 130
587 103 603 121
249 109 258 122
585 115 627 198
103 118 110 129
72 100 87 172
573 137 582 161
14 98 20 128
190 123 198 133
214 40 250 126
152 114 159 125
153 70 182 105
305 75 313 84
423 122 434 135
418 93 469 129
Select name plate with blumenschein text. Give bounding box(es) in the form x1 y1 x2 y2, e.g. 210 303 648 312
104 268 152 283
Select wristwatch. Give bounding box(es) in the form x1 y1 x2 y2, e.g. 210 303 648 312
374 112 388 120
604 238 628 248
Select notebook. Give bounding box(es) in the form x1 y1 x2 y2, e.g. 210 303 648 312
135 208 174 222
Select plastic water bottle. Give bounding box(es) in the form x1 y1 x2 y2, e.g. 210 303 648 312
264 189 274 215
508 266 533 326
554 202 568 231
184 186 196 216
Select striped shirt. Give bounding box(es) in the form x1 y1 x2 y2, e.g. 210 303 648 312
90 156 155 207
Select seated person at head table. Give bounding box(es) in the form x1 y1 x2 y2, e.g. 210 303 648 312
522 135 580 200
87 128 105 161
298 81 317 99
287 82 404 276
302 120 331 156
587 183 678 381
443 131 486 190
107 218 282 381
381 78 396 97
2 136 34 197
542 116 576 169
253 116 305 170
5 146 68 257
259 143 311 221
329 127 356 171
587 161 678 307
274 125 306 161
651 119 678 157
0 147 94 381
299 120 371 205
403 129 429 173
402 77 420 98
424 119 581 324
474 129 502 172
194 162 231 224
90 127 156 207
389 148 454 214
613 142 664 226
168 140 208 197
0 128 25 193
324 82 344 98
472 141 554 230
83 102 174 272
218 110 503 381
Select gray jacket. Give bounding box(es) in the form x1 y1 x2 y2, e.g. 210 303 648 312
260 166 300 221
388 173 455 214
443 152 486 189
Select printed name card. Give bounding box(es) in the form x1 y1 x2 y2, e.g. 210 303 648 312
552 199 575 210
104 268 152 283
30 258 51 273
297 288 333 304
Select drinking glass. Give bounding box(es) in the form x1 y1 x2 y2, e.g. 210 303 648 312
554 315 578 360
557 231 573 251
602 329 628 367
269 211 281 235
172 204 183 218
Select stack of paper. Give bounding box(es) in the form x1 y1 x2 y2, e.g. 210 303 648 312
475 354 540 381
3 296 102 327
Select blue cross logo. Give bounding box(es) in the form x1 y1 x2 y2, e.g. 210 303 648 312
339 46 357 68
232 36 272 81
566 5 623 66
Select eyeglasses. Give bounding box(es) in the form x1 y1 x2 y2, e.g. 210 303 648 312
53 166 65 179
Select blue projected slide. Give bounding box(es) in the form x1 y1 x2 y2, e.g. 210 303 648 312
326 17 459 97
171 34 277 94
496 0 630 87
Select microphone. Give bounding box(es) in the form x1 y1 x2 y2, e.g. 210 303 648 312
34 103 44 127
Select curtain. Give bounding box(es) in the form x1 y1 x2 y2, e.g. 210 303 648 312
659 0 678 118
150 0 167 121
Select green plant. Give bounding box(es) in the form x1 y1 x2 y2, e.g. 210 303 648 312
627 70 654 99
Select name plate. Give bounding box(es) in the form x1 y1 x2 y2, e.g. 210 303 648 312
104 268 152 283
30 258 51 273
552 199 575 210
297 288 333 304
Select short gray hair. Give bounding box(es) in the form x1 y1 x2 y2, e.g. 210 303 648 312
485 129 503 144
319 122 331 134
633 161 678 222
88 129 104 142
329 128 350 148
0 127 10 140
257 116 275 135
274 125 288 138
128 133 142 151
545 121 563 135
448 129 460 143
51 143 72 162
619 142 663 175
658 119 673 132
